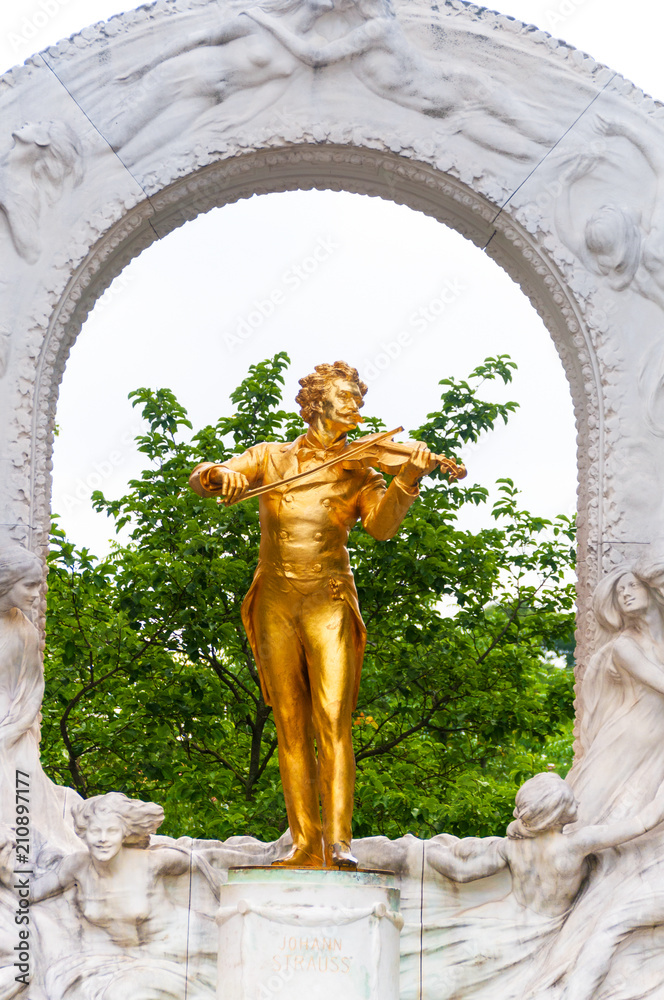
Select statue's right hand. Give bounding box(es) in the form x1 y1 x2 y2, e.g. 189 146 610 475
209 467 250 505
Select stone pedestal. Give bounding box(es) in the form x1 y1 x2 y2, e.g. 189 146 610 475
216 868 402 1000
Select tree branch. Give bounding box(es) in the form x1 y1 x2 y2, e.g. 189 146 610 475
186 740 245 784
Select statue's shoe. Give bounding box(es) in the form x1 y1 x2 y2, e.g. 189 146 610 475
271 846 324 868
329 842 359 870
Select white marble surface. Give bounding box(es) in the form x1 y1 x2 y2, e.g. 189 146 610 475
216 868 401 1000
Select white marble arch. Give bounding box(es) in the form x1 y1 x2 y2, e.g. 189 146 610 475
0 0 664 697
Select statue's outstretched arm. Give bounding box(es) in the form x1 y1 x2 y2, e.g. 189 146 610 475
117 15 253 82
426 836 506 883
570 782 664 857
596 115 664 242
150 845 222 901
243 9 390 69
29 855 80 903
596 115 664 177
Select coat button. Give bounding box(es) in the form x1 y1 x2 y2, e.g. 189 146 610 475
284 495 293 503
279 530 289 539
314 532 322 541
321 498 330 507
314 563 322 573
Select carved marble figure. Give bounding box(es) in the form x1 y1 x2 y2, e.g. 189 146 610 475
190 361 437 870
556 116 664 309
355 772 664 1000
5 792 220 1000
521 861 664 999
0 122 82 265
0 544 80 853
102 0 561 168
534 880 664 1000
509 566 664 1000
107 0 335 165
244 0 559 160
566 564 664 827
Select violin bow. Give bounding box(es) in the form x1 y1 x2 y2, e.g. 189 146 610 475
221 427 404 506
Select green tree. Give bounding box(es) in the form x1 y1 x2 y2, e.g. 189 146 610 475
42 353 575 841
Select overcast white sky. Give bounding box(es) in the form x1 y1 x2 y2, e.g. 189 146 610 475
2 0 662 553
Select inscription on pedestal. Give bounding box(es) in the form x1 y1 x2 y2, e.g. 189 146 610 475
273 935 352 975
217 869 401 1000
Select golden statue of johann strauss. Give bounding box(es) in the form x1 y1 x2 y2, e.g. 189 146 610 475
190 361 441 869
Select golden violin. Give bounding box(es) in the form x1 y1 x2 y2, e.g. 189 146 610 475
223 427 466 506
347 427 467 480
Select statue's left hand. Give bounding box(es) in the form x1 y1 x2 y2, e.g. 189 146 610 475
395 442 436 488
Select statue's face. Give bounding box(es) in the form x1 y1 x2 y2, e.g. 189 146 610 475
316 377 364 432
616 572 650 616
0 570 41 617
305 0 335 14
83 815 125 863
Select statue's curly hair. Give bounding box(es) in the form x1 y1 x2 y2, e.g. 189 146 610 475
296 361 367 424
73 792 164 849
506 772 577 840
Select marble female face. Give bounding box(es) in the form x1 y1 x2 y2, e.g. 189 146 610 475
615 573 650 616
83 815 126 863
0 570 41 617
